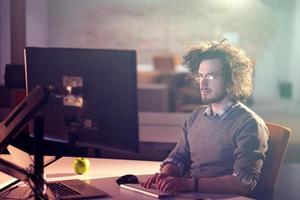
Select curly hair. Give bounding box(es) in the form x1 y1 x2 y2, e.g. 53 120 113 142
182 39 254 102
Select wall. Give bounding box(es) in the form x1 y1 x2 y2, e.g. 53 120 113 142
290 0 300 101
46 0 275 62
44 0 298 103
26 0 49 47
0 0 49 84
1 0 299 102
0 0 11 84
254 2 295 100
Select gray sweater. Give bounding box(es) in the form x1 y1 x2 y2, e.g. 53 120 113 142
162 102 269 190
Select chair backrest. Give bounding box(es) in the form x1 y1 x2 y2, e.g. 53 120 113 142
258 122 291 189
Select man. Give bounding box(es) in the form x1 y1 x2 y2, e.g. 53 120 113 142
143 39 269 196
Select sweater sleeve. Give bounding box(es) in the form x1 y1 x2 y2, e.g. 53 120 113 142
161 115 193 176
233 117 269 191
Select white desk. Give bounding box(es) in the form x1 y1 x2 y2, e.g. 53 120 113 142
0 155 253 200
0 154 160 187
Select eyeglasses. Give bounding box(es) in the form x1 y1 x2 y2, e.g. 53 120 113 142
194 73 221 81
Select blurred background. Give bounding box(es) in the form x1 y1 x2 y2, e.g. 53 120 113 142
1 0 300 199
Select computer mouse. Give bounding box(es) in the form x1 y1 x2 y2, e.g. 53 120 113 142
116 174 139 185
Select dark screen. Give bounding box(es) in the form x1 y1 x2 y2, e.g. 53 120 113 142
24 47 139 153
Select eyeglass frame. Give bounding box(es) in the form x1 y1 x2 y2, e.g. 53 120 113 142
194 72 223 81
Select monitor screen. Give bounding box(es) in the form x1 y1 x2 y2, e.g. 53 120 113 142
24 47 139 153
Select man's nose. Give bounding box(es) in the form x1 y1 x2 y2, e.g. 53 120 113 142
200 78 208 87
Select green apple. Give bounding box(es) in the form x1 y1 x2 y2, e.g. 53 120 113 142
73 157 90 175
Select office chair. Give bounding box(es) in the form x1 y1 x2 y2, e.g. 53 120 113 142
251 122 291 200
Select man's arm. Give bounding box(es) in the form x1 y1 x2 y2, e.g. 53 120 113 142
157 163 250 195
197 175 251 195
160 163 181 176
143 118 191 189
155 174 251 196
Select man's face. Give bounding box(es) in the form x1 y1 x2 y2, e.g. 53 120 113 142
198 58 228 105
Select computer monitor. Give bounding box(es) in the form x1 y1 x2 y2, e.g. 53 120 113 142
24 47 139 154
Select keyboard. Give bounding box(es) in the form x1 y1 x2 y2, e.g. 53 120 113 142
46 179 107 199
48 182 80 197
120 183 178 199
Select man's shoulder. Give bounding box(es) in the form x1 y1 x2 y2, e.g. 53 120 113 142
232 102 269 143
233 102 266 125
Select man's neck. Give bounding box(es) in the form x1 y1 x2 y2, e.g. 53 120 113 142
210 96 232 114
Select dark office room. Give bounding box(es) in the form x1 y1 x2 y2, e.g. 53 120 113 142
0 0 300 199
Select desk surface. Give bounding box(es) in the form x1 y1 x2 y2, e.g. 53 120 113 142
0 155 253 200
0 155 161 186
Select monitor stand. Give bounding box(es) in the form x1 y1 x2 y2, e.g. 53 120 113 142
33 116 46 198
0 86 52 199
0 117 48 199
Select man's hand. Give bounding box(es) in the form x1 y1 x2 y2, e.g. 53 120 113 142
142 163 180 189
142 163 194 193
141 173 169 189
142 173 193 193
156 176 193 193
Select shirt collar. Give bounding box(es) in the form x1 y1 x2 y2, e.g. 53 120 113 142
204 101 235 120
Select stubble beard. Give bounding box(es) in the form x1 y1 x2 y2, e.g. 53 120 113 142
201 90 228 105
